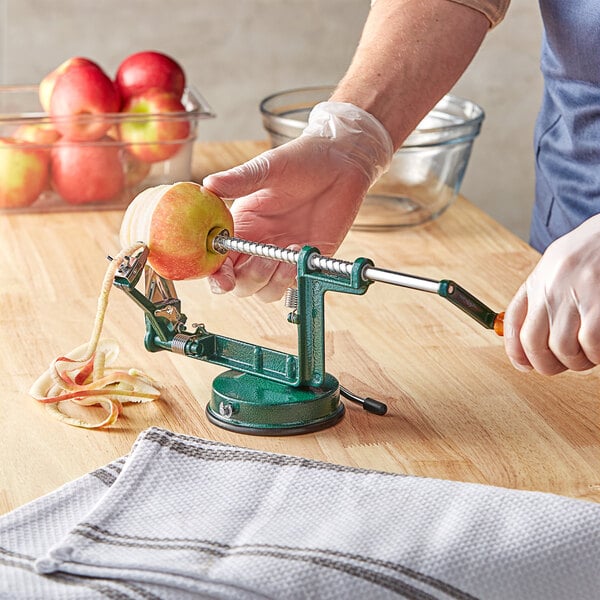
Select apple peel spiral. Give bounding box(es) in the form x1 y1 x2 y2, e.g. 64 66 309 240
29 242 160 429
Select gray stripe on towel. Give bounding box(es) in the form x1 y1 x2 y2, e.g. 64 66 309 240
145 428 406 478
71 521 477 600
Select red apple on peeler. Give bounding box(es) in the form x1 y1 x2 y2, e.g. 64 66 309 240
119 182 233 280
115 51 186 102
51 136 125 204
0 137 50 208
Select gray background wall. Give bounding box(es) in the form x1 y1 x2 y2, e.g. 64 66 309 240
0 0 542 240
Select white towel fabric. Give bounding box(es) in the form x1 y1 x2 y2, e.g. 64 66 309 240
1 427 599 600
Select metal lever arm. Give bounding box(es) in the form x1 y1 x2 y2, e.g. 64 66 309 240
362 265 504 334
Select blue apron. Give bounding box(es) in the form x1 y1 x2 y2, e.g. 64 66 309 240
530 1 600 252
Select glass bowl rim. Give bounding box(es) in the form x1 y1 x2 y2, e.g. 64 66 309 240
260 85 485 147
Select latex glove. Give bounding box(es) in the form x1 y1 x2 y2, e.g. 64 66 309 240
504 213 600 375
202 101 393 302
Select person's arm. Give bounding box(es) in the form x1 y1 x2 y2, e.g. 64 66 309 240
331 0 489 147
203 0 493 301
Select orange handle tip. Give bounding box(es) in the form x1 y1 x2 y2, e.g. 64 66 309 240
493 312 505 336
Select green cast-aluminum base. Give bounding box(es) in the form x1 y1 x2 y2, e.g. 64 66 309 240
207 370 344 436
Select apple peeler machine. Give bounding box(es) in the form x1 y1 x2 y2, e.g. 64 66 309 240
113 232 504 436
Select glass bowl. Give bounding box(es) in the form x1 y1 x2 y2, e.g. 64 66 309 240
0 85 214 213
260 86 484 229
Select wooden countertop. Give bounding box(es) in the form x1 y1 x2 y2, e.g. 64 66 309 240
1 141 598 516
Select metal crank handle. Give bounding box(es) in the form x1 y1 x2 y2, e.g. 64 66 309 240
438 280 504 336
364 265 505 336
212 234 505 336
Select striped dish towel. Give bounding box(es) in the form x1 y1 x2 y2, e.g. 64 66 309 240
1 427 598 599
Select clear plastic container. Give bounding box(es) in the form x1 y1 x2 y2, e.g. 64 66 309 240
0 85 214 213
260 86 484 229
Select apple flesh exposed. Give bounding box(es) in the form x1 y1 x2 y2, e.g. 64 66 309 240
50 62 121 141
119 182 233 280
119 90 190 163
0 138 50 208
115 51 186 102
51 136 125 204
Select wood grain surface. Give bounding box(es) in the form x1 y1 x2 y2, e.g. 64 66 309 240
1 140 598 516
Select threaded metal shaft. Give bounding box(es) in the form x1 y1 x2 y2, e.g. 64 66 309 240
214 235 300 264
213 235 355 277
212 233 440 293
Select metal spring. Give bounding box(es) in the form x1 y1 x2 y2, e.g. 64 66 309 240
214 235 355 277
284 287 298 309
171 333 191 355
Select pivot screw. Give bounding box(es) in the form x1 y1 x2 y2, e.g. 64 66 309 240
218 402 233 418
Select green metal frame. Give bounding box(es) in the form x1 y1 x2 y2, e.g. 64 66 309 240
114 246 372 434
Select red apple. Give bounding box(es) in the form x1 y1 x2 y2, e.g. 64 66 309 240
0 138 50 208
50 63 121 141
51 136 125 204
123 149 151 187
12 125 59 192
13 123 61 146
39 57 98 113
118 89 190 163
115 51 185 102
119 182 233 280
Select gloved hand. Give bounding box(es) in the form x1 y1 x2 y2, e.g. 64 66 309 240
202 101 393 302
504 213 600 375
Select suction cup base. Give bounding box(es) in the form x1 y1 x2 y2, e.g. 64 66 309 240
207 370 344 436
